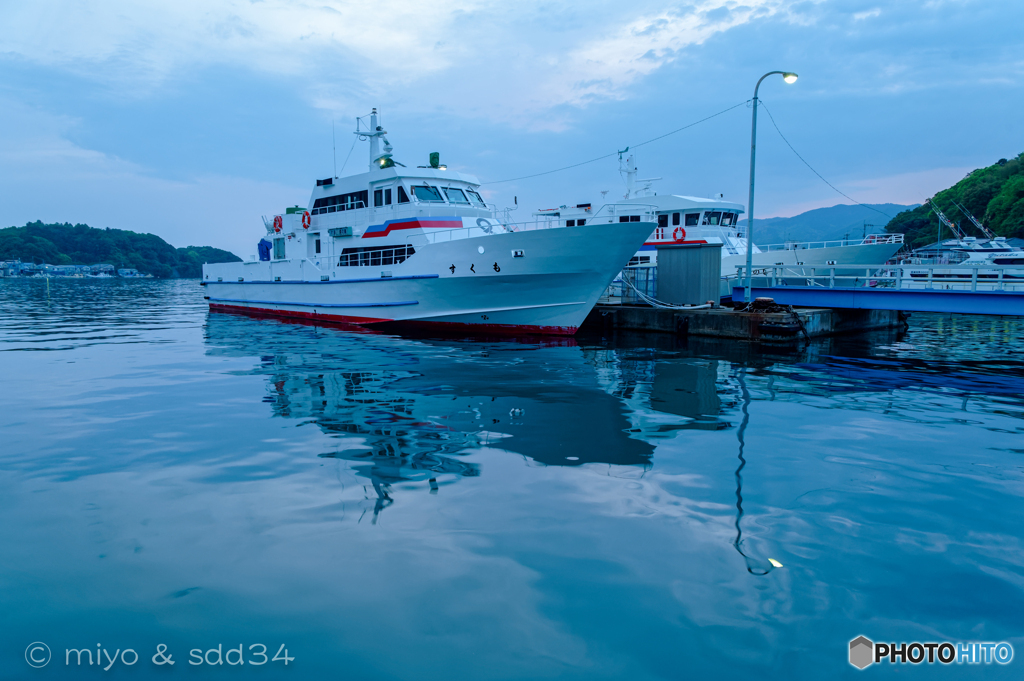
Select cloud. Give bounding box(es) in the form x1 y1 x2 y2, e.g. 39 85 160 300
0 99 303 256
0 1 789 126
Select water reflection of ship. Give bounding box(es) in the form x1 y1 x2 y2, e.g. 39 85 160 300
205 312 674 517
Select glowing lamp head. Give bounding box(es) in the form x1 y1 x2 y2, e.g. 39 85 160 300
783 72 799 84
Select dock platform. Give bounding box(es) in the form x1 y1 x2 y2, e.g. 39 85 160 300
582 303 902 342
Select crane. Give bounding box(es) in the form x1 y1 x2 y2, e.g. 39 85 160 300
952 200 995 240
926 200 967 242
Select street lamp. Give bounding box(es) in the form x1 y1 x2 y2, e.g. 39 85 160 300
744 71 798 303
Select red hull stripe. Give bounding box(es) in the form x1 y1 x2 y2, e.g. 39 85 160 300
208 303 578 336
380 320 578 336
210 302 392 324
363 218 463 238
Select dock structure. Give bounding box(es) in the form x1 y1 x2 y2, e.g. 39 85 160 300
732 286 1024 316
731 262 1024 316
582 303 902 342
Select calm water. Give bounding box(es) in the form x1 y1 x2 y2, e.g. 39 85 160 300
2 279 1023 679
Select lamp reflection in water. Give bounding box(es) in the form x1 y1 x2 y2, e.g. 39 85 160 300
732 366 778 575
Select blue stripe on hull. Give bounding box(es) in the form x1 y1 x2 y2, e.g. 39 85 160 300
208 298 419 308
212 274 439 285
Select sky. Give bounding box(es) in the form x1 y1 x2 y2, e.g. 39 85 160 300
1 0 1022 257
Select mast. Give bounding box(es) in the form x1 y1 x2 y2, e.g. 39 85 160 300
357 108 392 171
619 149 636 199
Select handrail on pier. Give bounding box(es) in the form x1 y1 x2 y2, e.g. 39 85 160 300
735 262 1024 293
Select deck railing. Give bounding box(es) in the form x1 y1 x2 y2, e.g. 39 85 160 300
736 262 1024 292
420 203 657 245
756 233 904 252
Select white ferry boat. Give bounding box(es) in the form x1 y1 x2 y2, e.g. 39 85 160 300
202 110 656 335
541 154 904 295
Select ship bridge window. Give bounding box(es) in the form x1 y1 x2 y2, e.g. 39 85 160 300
703 211 722 226
657 214 669 228
466 189 487 207
443 187 470 204
313 190 368 214
412 185 444 202
672 212 680 226
721 212 735 226
684 213 699 226
397 186 410 203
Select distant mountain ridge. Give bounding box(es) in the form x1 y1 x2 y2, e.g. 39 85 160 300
738 203 917 245
0 221 240 278
885 153 1024 248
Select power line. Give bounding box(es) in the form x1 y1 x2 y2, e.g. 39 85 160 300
481 100 749 185
757 100 893 221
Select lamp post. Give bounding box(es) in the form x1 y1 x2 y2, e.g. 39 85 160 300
744 71 798 303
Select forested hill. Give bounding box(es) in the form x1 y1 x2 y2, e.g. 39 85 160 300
886 153 1024 248
0 222 240 278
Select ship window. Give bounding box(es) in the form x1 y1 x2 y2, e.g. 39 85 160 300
657 214 668 228
385 188 392 205
273 238 285 259
685 213 699 226
374 189 383 207
412 185 444 202
578 219 585 226
566 219 576 227
315 239 321 254
338 245 416 267
672 212 680 226
397 186 410 203
443 187 470 204
630 215 640 222
316 190 368 212
704 211 722 226
466 189 487 207
721 212 734 226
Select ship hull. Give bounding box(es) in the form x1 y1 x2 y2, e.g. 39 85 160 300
203 220 654 335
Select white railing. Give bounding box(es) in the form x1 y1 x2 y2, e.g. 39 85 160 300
736 262 1024 292
757 233 904 252
420 203 657 245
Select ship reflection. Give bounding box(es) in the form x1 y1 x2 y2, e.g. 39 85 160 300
206 312 720 518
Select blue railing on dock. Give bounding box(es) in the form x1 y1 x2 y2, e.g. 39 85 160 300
733 263 1024 315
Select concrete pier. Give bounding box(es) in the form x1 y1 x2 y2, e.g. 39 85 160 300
581 304 903 342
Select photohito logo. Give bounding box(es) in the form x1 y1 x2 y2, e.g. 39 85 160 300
849 636 1013 669
25 642 51 668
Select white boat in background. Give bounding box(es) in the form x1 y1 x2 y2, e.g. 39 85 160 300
541 153 904 298
202 110 656 335
898 237 1024 291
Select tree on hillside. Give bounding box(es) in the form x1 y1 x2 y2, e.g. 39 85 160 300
0 222 240 277
887 153 1024 248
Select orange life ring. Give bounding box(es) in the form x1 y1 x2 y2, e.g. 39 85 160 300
302 211 311 229
273 215 283 233
672 226 686 241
